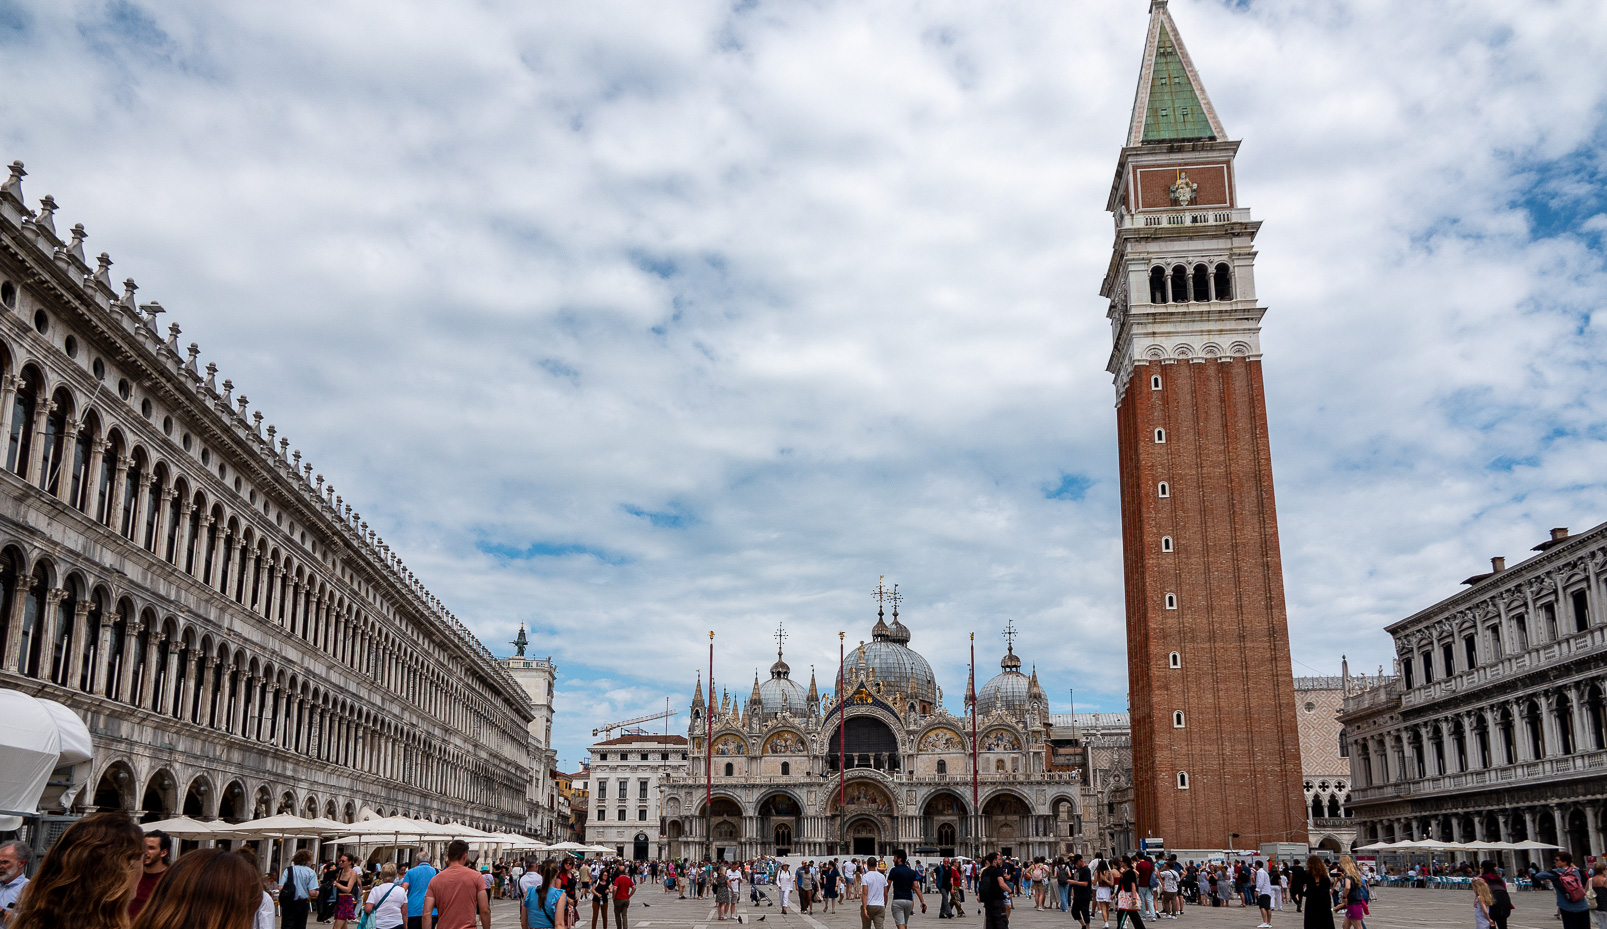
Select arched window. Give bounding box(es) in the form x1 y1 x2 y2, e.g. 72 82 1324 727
1149 267 1168 304
38 394 67 494
6 372 37 476
995 759 1006 772
1171 266 1189 303
1311 793 1324 820
1154 428 1166 443
780 761 790 776
1173 711 1185 728
1161 536 1173 552
1165 593 1177 610
937 759 947 774
1192 264 1210 302
723 762 733 777
1213 263 1233 300
1157 481 1169 498
1177 771 1189 789
1168 651 1181 669
143 468 165 553
67 416 95 511
119 452 144 539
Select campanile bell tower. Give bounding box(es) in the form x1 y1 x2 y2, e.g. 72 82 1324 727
1102 0 1307 853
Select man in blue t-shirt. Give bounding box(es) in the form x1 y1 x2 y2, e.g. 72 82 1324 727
401 856 439 929
887 852 927 929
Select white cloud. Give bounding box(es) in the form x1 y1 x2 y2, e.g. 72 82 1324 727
4 0 1606 764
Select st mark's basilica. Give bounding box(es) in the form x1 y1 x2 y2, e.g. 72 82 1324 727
657 595 1135 861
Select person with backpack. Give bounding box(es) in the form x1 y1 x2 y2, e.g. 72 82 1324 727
1536 852 1592 929
280 849 320 929
523 863 570 929
1334 857 1369 929
363 863 408 929
1478 861 1514 929
1055 859 1073 912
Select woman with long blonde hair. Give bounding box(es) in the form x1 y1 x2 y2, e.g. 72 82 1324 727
10 810 143 929
1335 857 1367 929
1473 878 1494 929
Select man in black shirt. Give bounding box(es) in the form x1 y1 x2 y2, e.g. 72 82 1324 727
937 858 953 919
887 852 927 929
1068 855 1093 929
978 852 1011 929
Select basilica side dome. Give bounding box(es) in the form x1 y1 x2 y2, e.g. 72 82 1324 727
756 652 810 717
840 607 939 706
976 643 1046 720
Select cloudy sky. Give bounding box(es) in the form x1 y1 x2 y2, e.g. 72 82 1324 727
4 0 1606 769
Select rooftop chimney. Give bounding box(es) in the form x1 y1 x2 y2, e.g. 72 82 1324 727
1532 527 1572 552
1491 556 1506 573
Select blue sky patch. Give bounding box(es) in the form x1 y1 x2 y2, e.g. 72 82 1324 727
477 540 626 564
1043 472 1092 501
623 504 695 529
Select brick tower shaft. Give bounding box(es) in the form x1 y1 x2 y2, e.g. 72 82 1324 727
1102 0 1307 854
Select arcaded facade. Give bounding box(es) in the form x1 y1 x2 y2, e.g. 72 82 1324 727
658 604 1127 862
1342 523 1607 863
0 161 536 848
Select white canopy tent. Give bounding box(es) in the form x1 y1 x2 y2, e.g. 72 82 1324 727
0 690 93 830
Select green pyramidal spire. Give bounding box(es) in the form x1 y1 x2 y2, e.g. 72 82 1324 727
1126 0 1224 147
1142 23 1212 142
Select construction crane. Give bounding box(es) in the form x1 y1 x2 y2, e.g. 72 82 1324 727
592 708 679 738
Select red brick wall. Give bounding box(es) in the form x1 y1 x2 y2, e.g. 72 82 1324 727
1117 357 1308 851
1134 163 1233 210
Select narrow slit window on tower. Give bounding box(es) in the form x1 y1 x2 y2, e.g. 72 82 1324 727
1165 593 1177 610
1192 264 1210 302
1151 374 1162 390
1214 263 1233 300
1154 428 1166 443
1161 536 1173 552
1171 266 1189 303
1173 711 1185 728
1177 771 1189 789
1150 267 1168 304
1168 651 1181 669
1157 481 1170 498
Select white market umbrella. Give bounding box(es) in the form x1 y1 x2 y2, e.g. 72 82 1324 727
230 814 327 838
1506 840 1561 851
142 816 241 839
0 690 92 831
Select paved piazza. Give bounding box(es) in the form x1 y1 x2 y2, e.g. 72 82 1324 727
465 886 1548 929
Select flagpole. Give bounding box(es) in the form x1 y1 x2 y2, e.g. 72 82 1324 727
706 630 714 864
970 632 979 861
838 630 846 856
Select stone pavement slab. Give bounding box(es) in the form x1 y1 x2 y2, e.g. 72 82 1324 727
477 885 1561 929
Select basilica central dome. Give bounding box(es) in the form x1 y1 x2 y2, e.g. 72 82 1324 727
840 607 939 707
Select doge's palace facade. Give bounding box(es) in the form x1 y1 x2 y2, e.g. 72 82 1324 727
0 161 535 845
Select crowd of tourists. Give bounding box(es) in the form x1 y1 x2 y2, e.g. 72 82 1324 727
5 815 1603 929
